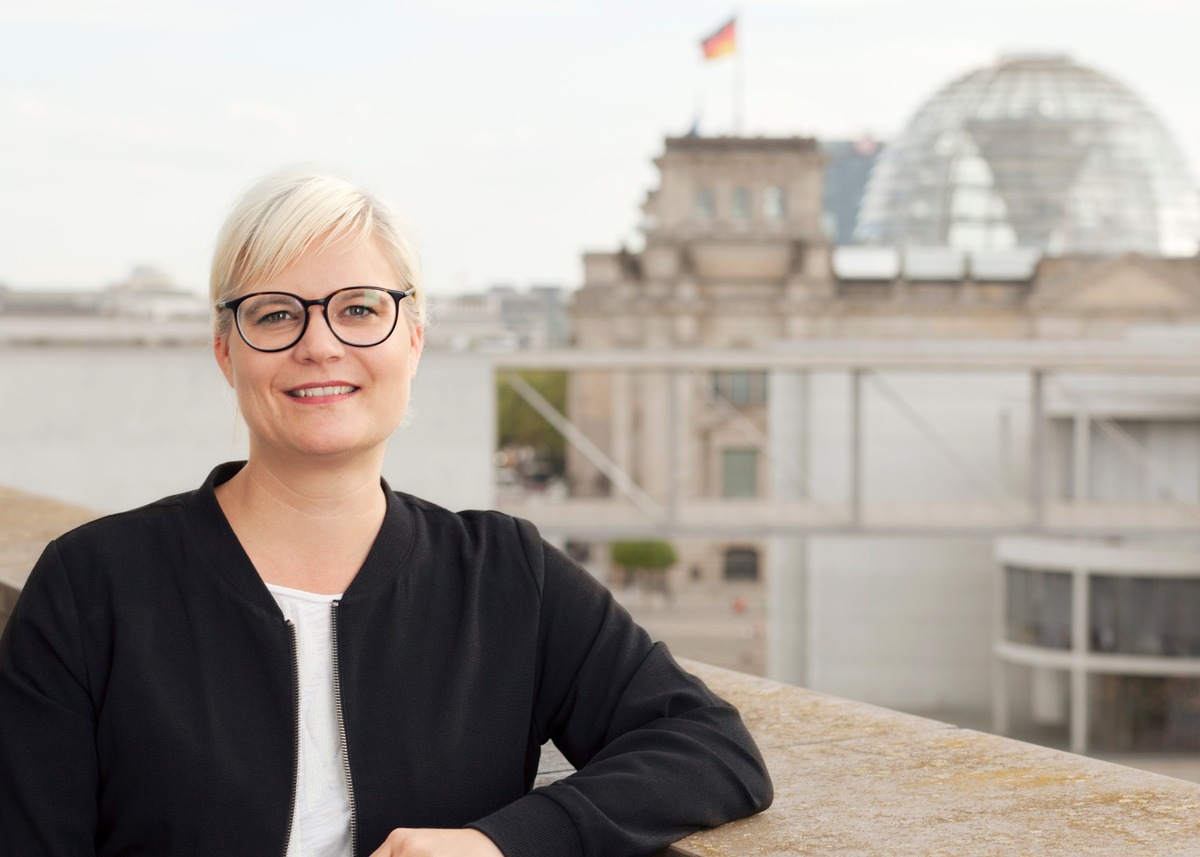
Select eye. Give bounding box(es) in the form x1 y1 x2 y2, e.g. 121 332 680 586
343 302 378 319
242 296 301 326
333 289 387 322
258 309 297 325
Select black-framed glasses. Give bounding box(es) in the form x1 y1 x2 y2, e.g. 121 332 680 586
217 286 414 352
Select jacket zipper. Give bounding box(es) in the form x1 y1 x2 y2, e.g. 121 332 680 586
331 601 359 857
283 620 300 857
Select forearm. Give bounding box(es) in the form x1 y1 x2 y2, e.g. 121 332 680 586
494 521 771 856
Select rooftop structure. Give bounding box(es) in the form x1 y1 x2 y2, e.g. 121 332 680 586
856 54 1200 257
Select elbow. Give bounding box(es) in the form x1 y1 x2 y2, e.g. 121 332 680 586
748 756 774 814
720 735 774 820
755 771 774 814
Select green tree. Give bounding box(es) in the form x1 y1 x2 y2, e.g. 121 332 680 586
610 540 678 591
496 371 568 474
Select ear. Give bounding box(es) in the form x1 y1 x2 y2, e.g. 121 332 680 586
408 325 424 379
213 332 236 388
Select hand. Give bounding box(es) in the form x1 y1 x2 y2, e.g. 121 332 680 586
368 827 504 857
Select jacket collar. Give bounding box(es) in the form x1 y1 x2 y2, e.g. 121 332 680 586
187 461 416 615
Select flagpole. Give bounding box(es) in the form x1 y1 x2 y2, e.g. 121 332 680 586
699 14 740 135
734 10 743 136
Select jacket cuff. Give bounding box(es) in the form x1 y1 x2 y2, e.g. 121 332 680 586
468 791 584 857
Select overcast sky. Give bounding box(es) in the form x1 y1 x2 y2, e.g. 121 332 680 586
3 0 1197 296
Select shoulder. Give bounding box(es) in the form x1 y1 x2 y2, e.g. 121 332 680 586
34 489 205 605
392 490 538 545
53 489 194 559
389 490 550 586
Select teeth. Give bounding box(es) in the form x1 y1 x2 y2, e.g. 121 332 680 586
291 385 355 398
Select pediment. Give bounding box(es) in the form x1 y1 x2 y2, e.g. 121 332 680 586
1030 254 1200 312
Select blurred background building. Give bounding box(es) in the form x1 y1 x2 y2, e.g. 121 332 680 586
533 53 1200 758
428 285 571 351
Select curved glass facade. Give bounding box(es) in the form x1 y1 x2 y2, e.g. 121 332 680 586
857 54 1200 257
997 538 1200 753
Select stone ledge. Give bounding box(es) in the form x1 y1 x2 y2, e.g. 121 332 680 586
657 661 1200 856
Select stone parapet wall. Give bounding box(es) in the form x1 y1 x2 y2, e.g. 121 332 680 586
541 662 1200 854
655 662 1200 856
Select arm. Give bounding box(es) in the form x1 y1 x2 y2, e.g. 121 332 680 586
470 520 773 857
0 542 99 856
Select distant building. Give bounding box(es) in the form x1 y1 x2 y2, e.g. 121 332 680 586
0 273 570 352
429 284 570 351
103 266 210 320
558 131 1200 753
0 286 107 317
820 137 881 245
0 268 210 346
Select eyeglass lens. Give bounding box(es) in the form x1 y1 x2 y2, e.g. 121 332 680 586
236 288 398 351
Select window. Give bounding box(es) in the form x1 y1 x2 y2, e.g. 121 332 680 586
1090 576 1200 656
695 186 715 221
1005 566 1071 649
724 547 760 581
763 185 787 221
732 186 751 222
710 371 768 405
722 448 758 498
1090 675 1200 753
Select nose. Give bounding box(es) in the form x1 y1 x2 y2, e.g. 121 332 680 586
292 304 344 361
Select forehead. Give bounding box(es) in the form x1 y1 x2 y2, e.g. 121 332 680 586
241 235 396 298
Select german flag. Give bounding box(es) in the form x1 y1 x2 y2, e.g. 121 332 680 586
700 17 736 60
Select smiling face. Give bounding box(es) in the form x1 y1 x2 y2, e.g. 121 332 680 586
214 233 423 467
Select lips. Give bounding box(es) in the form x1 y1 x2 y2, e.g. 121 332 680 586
287 384 358 398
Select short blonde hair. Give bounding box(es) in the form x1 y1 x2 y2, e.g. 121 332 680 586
210 169 425 338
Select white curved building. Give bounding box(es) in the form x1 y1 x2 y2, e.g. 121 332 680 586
997 536 1200 754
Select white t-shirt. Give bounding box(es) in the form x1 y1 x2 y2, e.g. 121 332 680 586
267 584 353 857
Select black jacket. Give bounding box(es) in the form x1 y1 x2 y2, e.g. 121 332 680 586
0 463 772 856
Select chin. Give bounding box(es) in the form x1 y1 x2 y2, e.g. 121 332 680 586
297 430 395 460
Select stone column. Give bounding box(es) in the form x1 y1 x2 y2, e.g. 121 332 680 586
639 371 671 500
768 369 810 687
612 371 633 487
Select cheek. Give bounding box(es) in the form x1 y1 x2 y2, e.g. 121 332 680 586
226 360 274 410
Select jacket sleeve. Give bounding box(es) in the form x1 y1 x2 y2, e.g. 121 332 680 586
470 520 773 857
0 541 99 856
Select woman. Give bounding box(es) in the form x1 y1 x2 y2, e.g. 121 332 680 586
0 170 772 856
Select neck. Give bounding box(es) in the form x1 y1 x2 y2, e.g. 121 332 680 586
215 448 389 593
236 446 386 513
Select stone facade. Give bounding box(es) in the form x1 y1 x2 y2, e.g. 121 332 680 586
567 134 1200 587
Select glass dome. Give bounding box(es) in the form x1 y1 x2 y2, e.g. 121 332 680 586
856 54 1200 257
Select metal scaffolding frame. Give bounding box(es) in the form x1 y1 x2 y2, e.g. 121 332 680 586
496 341 1200 539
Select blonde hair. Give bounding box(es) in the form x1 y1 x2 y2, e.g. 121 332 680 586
210 169 426 338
